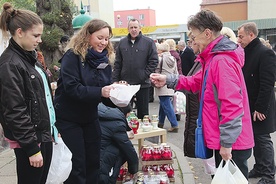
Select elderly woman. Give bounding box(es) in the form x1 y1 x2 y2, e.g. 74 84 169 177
150 9 254 179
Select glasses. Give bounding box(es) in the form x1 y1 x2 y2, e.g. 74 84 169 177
191 30 205 41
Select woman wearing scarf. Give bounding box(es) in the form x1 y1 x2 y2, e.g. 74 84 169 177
54 19 115 184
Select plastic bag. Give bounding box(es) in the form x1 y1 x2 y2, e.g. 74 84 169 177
110 84 140 107
173 91 186 114
211 159 248 184
46 137 72 184
203 156 216 175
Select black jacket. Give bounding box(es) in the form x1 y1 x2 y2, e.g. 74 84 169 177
0 38 52 156
180 47 195 76
98 103 138 184
243 38 276 134
112 32 158 88
183 61 201 158
54 49 114 125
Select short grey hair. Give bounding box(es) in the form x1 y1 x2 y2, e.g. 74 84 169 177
238 22 258 36
178 40 186 47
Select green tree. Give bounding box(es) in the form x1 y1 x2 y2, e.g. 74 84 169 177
0 0 74 66
0 0 35 11
36 0 74 66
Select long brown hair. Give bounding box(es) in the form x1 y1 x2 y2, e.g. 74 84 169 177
66 19 114 63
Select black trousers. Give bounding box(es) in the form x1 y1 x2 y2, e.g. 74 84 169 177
252 133 275 181
56 120 101 184
214 148 252 179
14 142 52 184
135 87 150 119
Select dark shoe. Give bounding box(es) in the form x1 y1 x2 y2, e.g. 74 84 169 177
248 169 262 178
167 127 179 133
257 178 275 184
158 123 164 128
149 98 154 103
176 114 181 121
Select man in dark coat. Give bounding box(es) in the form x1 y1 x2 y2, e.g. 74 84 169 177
112 18 158 119
177 40 195 76
98 103 138 184
238 22 276 184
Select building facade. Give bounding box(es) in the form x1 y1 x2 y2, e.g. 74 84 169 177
114 9 156 28
73 0 115 27
201 0 248 22
201 0 276 49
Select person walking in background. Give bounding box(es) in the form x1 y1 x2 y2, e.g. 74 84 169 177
98 103 138 184
237 22 276 184
165 39 183 121
177 40 195 76
165 39 182 75
112 18 158 119
0 3 58 184
259 37 273 50
220 27 237 43
155 43 179 132
54 19 116 184
150 9 254 179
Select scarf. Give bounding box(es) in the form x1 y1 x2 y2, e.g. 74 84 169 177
85 48 109 69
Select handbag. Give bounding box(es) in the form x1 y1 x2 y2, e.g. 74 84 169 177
46 137 72 184
195 60 213 159
211 159 248 184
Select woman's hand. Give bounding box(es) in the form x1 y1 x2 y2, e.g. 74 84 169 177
150 73 166 88
29 152 43 167
220 146 232 161
101 85 114 98
127 130 134 139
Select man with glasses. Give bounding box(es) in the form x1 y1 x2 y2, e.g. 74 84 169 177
150 9 254 179
237 22 276 184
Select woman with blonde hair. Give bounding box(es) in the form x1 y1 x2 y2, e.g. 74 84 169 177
54 19 116 184
220 27 237 43
165 39 182 75
259 37 273 49
155 42 179 132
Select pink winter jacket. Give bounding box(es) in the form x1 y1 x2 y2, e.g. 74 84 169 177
175 36 254 150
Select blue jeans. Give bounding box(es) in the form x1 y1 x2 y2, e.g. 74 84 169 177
158 96 178 127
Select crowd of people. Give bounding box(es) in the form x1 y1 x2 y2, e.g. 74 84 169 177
0 2 275 184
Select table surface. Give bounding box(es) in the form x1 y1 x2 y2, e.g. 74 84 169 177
133 128 167 139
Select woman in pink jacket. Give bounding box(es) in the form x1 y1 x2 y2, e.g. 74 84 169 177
150 9 254 179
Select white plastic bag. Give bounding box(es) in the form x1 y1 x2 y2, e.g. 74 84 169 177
173 91 186 114
211 159 248 184
110 84 140 107
46 137 72 184
203 156 216 175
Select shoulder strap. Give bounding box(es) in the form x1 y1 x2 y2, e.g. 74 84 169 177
197 56 215 127
159 56 164 74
